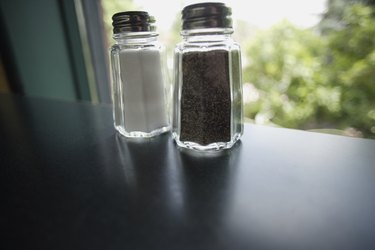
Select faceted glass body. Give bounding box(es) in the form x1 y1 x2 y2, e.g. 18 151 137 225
173 29 243 150
110 32 170 138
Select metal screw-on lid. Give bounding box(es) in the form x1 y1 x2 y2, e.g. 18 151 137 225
112 11 156 34
182 2 232 30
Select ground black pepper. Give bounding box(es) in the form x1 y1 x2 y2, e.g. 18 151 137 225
180 50 231 145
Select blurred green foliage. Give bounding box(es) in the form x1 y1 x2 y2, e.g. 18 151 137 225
244 21 326 129
244 3 375 138
325 4 375 138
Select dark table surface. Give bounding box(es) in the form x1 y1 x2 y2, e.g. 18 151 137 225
2 94 375 250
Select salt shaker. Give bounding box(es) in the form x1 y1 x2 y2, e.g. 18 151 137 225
110 11 170 138
173 2 243 150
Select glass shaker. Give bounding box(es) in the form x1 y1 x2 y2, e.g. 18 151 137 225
173 2 244 151
110 11 170 138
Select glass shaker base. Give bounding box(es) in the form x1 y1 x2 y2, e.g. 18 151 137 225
116 125 170 138
172 132 242 151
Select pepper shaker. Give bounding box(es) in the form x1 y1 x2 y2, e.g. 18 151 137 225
173 2 244 150
110 11 170 138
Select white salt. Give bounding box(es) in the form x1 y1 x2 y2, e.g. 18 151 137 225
119 48 168 133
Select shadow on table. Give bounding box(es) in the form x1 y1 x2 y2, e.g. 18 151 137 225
114 134 242 249
174 142 243 248
175 142 242 223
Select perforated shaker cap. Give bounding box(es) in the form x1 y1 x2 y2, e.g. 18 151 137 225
112 11 156 33
182 2 232 30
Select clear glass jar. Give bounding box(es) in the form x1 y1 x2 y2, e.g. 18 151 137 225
110 11 170 138
173 3 243 151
